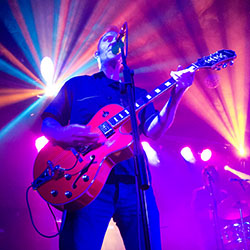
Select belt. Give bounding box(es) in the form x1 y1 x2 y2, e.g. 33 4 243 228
106 174 136 184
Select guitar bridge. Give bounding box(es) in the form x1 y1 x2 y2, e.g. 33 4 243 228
32 161 64 189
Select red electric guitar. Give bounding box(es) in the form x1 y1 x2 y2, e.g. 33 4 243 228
33 49 236 211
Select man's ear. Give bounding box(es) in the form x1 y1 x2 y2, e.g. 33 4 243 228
94 51 100 59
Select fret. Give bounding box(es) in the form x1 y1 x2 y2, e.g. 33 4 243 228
121 110 129 117
165 81 172 87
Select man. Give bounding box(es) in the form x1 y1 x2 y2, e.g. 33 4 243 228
192 166 228 250
42 26 194 250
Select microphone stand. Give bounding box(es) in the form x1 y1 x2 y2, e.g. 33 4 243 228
206 171 224 250
119 23 152 250
231 178 249 250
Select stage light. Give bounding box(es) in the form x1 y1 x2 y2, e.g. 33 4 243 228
35 136 49 152
223 165 250 183
180 146 196 163
200 149 212 162
141 141 160 166
40 57 59 97
44 84 61 97
238 146 247 158
40 57 54 84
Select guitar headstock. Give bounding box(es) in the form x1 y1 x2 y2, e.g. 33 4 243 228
194 49 237 70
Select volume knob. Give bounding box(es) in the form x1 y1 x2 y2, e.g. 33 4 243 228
65 191 72 198
64 174 72 180
51 190 58 197
82 175 89 182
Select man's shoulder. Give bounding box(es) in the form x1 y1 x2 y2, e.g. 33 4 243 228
66 74 92 83
63 74 98 88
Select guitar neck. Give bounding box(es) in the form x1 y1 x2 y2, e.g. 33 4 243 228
108 64 198 128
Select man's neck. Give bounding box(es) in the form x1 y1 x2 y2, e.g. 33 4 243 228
100 61 121 81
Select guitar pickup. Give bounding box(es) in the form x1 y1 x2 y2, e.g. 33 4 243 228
98 121 115 138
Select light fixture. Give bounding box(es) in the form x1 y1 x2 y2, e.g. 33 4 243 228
200 148 212 162
180 146 196 163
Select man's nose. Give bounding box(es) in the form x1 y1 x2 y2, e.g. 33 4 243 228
110 36 117 43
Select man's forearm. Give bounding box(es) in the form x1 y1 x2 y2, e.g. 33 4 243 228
42 117 65 142
146 88 185 139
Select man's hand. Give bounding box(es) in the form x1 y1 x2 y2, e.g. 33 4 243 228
170 65 195 96
42 117 99 147
146 65 195 139
59 124 100 147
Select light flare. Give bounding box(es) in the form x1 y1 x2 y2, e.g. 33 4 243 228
35 136 49 152
141 141 160 166
224 165 250 184
183 0 249 157
0 88 44 108
200 148 212 162
180 146 196 164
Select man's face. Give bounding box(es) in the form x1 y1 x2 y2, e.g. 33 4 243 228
97 31 121 65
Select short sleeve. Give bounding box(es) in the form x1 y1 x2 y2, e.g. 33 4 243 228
41 81 71 126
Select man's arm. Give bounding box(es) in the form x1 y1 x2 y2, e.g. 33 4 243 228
42 117 99 147
146 66 194 139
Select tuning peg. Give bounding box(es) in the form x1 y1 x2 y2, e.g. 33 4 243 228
222 63 228 68
215 67 221 71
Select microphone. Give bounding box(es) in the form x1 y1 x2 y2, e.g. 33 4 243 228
112 23 126 55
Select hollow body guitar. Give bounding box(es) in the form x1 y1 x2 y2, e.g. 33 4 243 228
33 50 236 211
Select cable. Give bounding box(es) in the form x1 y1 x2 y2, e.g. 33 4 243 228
26 185 67 238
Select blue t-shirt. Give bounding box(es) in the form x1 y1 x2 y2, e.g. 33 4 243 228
42 71 158 177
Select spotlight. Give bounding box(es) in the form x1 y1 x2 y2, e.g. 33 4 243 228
40 57 54 84
224 165 250 182
200 148 212 162
35 136 48 152
141 141 160 166
44 84 60 97
180 146 196 163
40 57 59 97
237 146 247 158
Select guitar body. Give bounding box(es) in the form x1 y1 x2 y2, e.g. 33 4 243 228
33 104 135 211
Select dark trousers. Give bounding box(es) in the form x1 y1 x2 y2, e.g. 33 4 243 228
59 181 162 250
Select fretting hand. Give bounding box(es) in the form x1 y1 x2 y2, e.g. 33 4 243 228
170 65 195 96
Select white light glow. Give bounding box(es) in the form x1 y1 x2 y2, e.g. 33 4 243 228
180 146 196 163
238 146 247 158
200 148 212 162
44 84 61 97
40 57 54 84
40 57 59 97
141 141 160 166
35 136 49 152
